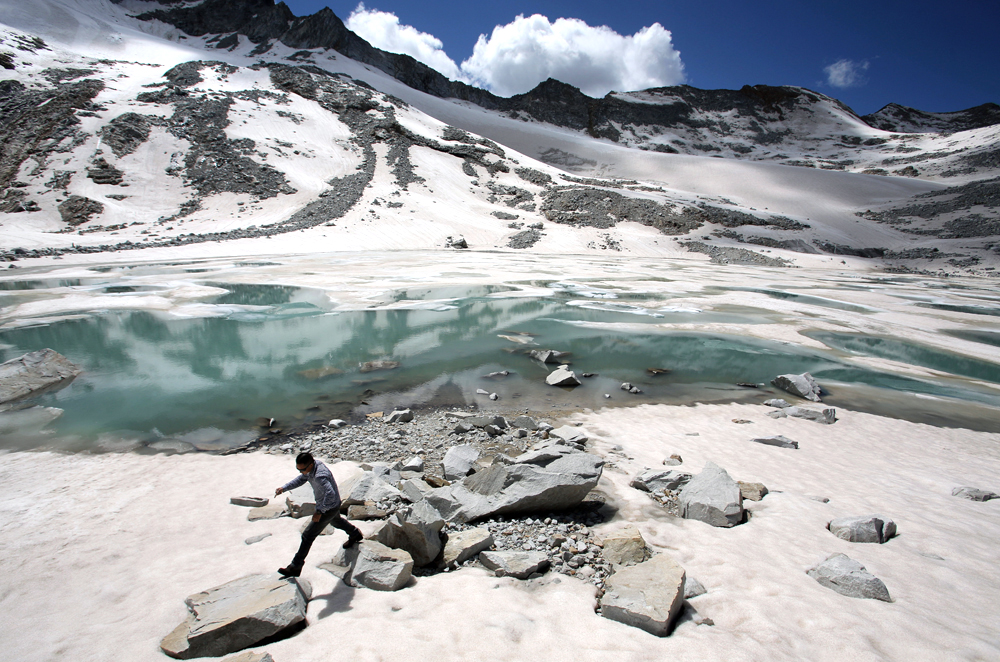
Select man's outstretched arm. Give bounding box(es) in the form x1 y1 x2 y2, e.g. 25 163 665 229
275 474 306 496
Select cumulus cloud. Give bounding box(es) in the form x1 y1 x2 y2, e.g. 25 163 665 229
346 3 463 81
345 5 685 98
824 59 870 88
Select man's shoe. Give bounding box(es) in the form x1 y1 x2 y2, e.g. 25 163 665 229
343 536 363 549
278 565 302 577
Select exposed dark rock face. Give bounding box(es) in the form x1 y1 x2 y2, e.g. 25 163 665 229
857 177 1000 237
99 113 160 157
541 187 700 235
863 102 1000 134
813 241 886 258
507 229 542 249
86 157 124 185
682 241 792 267
58 195 104 225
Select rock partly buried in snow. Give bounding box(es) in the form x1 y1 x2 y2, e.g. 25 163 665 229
247 503 285 521
737 481 769 501
678 462 744 527
344 540 413 591
545 365 581 387
479 551 549 578
443 444 480 481
827 515 896 543
423 448 604 523
549 425 588 446
630 469 692 493
230 496 269 508
952 486 999 501
789 406 837 424
806 553 891 602
600 554 686 636
385 408 413 423
751 434 799 449
684 577 707 599
0 349 82 410
220 652 273 662
440 527 494 567
160 574 311 659
764 398 791 408
376 500 445 567
771 372 822 401
600 526 650 566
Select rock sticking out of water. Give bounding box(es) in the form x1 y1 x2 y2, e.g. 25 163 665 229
0 348 82 410
771 372 823 401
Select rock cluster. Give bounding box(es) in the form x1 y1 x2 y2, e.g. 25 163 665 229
0 349 81 410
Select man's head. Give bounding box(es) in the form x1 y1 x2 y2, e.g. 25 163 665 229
295 452 315 473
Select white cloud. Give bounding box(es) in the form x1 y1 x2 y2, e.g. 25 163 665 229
344 5 685 98
824 59 870 88
345 3 464 81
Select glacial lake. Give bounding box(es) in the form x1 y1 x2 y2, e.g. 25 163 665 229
2 254 1000 452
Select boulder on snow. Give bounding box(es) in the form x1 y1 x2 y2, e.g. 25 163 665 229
160 574 311 659
376 499 445 567
343 540 413 591
545 365 581 387
952 486 998 502
247 503 286 521
786 406 837 424
220 652 273 662
806 553 891 601
0 349 82 410
737 481 769 502
600 526 650 566
423 448 604 523
630 469 692 493
771 372 822 401
678 462 744 527
440 527 494 567
600 554 686 636
442 444 480 481
827 515 896 543
479 550 549 578
751 434 799 449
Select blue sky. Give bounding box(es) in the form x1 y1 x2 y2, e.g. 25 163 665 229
283 0 998 115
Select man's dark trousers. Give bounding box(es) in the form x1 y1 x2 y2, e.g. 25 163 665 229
291 509 363 568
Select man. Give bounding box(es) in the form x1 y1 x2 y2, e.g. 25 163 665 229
274 452 363 577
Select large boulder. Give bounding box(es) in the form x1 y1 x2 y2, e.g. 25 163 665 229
600 554 686 636
678 462 743 527
443 444 480 481
343 472 403 506
828 515 896 543
423 449 604 523
441 527 494 567
344 541 413 591
806 553 891 601
479 551 549 579
600 526 650 566
545 365 581 387
0 349 81 410
160 574 311 659
771 372 822 401
375 500 445 567
630 469 692 493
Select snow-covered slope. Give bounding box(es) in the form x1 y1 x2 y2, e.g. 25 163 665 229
0 0 998 276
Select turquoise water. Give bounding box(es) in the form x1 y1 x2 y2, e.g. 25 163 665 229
3 279 1000 451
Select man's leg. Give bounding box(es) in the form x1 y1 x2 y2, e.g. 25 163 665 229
286 510 341 571
328 513 364 547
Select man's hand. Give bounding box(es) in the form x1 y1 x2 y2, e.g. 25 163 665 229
274 487 284 496
312 512 321 523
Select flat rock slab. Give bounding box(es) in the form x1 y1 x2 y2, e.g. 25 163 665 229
0 349 81 408
549 425 588 445
952 486 998 501
807 553 891 602
600 554 686 636
248 503 286 521
231 496 269 508
679 462 744 527
480 550 549 579
771 372 822 401
630 469 691 493
220 652 273 662
751 434 799 449
828 515 896 543
441 527 494 567
344 540 413 591
600 526 649 566
160 574 311 659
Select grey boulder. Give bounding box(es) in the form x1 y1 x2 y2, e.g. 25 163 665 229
630 469 692 493
828 515 896 543
751 435 799 449
678 462 744 527
600 554 686 636
786 406 837 424
160 574 311 659
771 372 822 401
806 553 891 601
549 425 588 446
479 550 549 578
343 471 403 506
344 540 413 591
423 449 603 523
376 499 445 566
440 527 494 567
764 398 791 408
385 408 414 423
530 349 569 364
0 349 81 410
545 365 581 387
952 486 998 501
443 444 480 481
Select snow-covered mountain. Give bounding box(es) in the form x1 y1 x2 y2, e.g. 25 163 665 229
1 0 998 274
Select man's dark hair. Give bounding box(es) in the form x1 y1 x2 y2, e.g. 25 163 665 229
296 452 314 466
